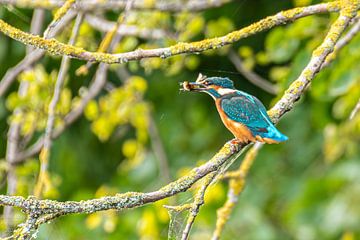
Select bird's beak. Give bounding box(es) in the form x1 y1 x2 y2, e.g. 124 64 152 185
180 81 207 92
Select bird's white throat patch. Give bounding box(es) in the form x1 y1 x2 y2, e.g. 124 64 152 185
217 88 236 96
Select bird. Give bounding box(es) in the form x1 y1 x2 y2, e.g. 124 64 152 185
181 74 288 144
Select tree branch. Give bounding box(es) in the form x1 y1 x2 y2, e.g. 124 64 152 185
0 141 244 214
33 12 84 198
212 143 262 240
228 49 279 94
0 10 76 97
0 2 341 64
181 172 217 240
11 0 135 164
85 14 173 40
321 17 360 69
0 0 232 12
1 1 359 239
349 98 360 120
213 2 360 238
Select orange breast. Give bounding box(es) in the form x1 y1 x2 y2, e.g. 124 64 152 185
215 100 255 143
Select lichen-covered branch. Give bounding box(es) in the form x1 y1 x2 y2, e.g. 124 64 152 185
0 2 341 64
3 1 341 164
33 12 84 198
321 17 360 69
1 1 359 239
76 0 135 76
0 10 76 97
268 1 359 123
212 143 262 240
0 0 232 12
11 0 135 164
213 1 360 238
12 64 108 163
0 142 243 214
43 0 75 37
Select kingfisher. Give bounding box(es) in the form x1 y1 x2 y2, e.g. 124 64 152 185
181 74 288 144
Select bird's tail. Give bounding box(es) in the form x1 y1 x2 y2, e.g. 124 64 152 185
264 125 288 143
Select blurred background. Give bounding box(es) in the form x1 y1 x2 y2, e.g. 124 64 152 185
0 0 359 239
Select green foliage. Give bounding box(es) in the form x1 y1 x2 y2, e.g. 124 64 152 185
5 65 72 136
84 76 150 169
0 1 359 239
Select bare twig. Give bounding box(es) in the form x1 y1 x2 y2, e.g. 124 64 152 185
149 117 171 183
0 0 232 12
33 13 84 198
43 0 75 37
0 2 341 64
349 98 360 120
85 15 172 40
228 49 279 94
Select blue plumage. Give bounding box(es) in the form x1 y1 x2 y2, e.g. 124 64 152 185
181 75 288 144
220 91 288 142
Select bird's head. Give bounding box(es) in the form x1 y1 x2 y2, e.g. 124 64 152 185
181 74 235 99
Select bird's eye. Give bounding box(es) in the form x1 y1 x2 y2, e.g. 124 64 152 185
204 81 210 85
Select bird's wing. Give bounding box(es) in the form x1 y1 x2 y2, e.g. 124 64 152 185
220 92 272 132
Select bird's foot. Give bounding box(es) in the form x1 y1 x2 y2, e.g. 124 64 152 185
228 138 242 145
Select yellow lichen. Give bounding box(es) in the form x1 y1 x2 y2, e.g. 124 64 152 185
53 0 75 22
281 7 305 19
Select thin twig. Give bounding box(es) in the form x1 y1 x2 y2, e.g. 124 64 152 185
33 13 84 198
0 1 358 237
76 0 135 76
13 0 134 163
0 2 341 64
12 213 39 240
43 0 76 37
0 141 244 215
3 8 46 232
182 172 217 240
2 2 77 232
13 64 108 163
85 15 173 40
228 49 279 94
212 3 360 238
0 0 232 12
148 117 171 183
321 17 360 69
0 10 76 97
349 98 360 120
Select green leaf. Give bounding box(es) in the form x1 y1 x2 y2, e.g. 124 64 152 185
266 27 300 63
